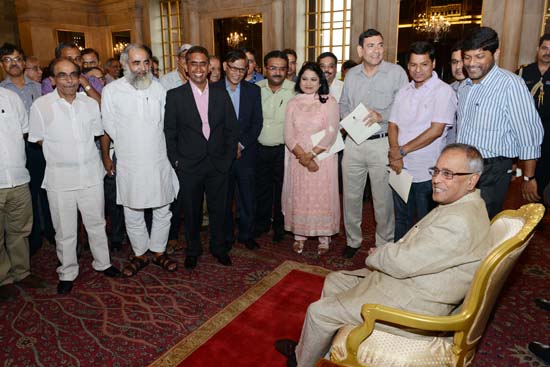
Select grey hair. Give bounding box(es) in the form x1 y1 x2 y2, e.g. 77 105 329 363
120 44 150 65
441 143 484 175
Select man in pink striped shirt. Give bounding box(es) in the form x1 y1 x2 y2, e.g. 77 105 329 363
164 46 239 270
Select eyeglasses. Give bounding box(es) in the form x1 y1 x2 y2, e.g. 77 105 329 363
82 61 98 67
428 167 474 180
1 56 23 64
266 66 288 72
55 71 80 81
226 64 247 74
66 56 82 64
25 66 42 72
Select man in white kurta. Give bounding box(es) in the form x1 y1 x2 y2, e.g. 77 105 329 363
101 44 179 276
28 59 119 294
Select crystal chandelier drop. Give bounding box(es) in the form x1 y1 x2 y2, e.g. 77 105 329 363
414 13 451 42
226 32 247 48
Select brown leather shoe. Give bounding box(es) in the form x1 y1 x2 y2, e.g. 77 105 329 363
18 274 48 288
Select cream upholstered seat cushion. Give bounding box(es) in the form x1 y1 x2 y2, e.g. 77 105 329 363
331 325 455 367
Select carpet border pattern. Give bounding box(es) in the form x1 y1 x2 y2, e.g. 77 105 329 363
148 260 330 367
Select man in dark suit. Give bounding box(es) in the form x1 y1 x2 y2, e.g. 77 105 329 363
164 46 239 269
212 49 263 250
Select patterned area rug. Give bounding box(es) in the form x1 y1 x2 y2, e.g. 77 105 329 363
1 182 548 366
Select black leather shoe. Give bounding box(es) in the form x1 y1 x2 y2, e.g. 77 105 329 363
535 298 550 312
286 354 297 367
272 230 285 243
342 246 359 259
214 254 232 266
184 256 198 270
18 274 48 288
244 239 260 250
103 266 122 278
0 284 17 301
274 339 297 358
529 342 550 364
57 280 73 295
275 339 298 367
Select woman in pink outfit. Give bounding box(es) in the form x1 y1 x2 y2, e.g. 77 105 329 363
282 62 340 255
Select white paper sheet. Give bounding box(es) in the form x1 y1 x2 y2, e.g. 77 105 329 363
339 103 381 145
311 129 345 161
388 169 413 203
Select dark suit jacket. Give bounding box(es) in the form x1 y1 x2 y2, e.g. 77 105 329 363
211 79 263 166
164 82 239 173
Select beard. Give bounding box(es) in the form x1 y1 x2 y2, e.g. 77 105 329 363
123 66 153 90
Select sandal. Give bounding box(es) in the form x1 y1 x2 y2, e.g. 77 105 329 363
152 253 178 272
122 256 149 277
292 241 305 254
317 243 329 256
166 239 183 255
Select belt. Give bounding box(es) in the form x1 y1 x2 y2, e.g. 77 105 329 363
483 156 512 164
367 132 388 140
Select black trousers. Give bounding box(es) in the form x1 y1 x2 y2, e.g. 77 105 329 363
26 143 55 255
104 174 125 244
254 144 285 235
225 158 256 243
168 193 183 241
180 159 229 258
478 157 513 219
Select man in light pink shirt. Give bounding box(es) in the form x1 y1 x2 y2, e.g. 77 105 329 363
388 41 457 241
164 46 239 270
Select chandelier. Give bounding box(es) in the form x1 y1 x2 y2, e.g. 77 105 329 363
414 13 451 42
227 32 247 48
113 41 128 55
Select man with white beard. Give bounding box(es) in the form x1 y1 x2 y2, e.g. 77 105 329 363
101 44 180 277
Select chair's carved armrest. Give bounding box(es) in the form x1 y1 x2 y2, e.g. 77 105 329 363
345 304 472 355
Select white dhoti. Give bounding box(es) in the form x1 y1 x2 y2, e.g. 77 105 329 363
47 184 111 281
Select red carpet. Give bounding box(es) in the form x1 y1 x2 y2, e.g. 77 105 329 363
150 262 328 367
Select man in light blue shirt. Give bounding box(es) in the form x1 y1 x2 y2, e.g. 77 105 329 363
457 27 544 218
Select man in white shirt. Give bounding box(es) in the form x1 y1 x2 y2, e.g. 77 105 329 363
0 87 47 301
28 59 120 294
317 51 344 102
102 44 179 277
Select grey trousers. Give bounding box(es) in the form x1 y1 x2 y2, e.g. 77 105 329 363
295 269 369 367
342 137 394 248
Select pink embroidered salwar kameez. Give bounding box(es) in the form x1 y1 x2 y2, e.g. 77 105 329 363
282 93 340 239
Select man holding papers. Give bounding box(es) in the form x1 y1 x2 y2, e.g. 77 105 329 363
388 41 457 241
339 29 408 258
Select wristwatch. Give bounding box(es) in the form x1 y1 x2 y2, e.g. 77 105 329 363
84 85 92 92
399 147 407 157
523 175 535 182
311 151 318 158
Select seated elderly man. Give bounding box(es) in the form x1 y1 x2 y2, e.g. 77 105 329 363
276 143 491 367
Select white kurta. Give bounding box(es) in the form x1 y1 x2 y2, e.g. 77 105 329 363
28 89 105 191
101 78 179 209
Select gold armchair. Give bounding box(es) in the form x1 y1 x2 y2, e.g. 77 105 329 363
328 203 545 367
